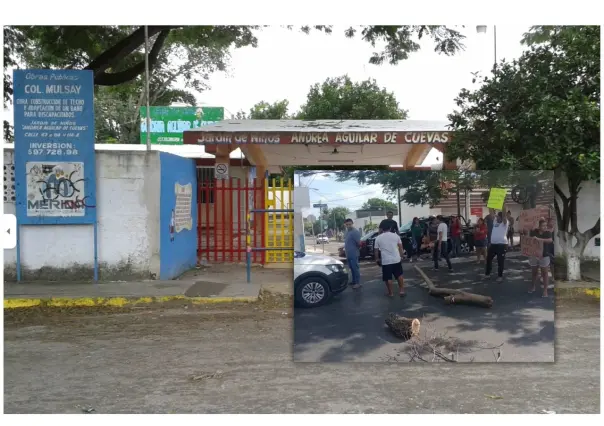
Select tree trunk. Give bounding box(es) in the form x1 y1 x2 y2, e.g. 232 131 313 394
558 230 592 281
428 288 462 298
566 254 581 281
385 313 420 339
444 292 493 308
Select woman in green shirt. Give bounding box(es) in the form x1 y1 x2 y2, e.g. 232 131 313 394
410 217 424 262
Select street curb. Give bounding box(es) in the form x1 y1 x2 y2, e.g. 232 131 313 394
554 287 600 300
3 295 258 310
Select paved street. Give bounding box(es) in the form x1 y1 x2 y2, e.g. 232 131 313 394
4 295 599 414
294 257 555 362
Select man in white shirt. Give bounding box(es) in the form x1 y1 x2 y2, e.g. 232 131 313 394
374 227 406 297
432 216 453 272
485 205 509 281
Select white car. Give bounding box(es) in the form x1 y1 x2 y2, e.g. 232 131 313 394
294 251 348 308
316 236 330 244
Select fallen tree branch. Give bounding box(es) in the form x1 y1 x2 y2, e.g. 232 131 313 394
400 320 504 363
444 292 493 308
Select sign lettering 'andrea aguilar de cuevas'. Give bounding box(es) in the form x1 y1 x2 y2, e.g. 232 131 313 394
189 131 451 145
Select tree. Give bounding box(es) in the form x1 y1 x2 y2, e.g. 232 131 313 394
332 169 471 207
235 99 291 120
364 222 379 232
446 26 600 280
361 198 398 212
10 25 464 86
298 75 408 120
280 75 407 179
5 25 465 141
322 206 351 232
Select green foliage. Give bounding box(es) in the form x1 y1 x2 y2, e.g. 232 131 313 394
343 26 465 65
520 26 561 46
322 206 352 231
236 99 291 120
298 76 408 120
445 25 599 262
364 222 379 232
446 26 599 180
279 75 407 179
4 25 464 143
361 198 398 212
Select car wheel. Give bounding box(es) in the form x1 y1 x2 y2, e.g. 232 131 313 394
460 241 470 253
295 276 330 308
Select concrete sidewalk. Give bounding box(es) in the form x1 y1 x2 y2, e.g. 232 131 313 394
4 263 293 309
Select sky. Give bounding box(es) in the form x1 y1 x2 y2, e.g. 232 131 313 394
298 173 390 218
191 25 531 120
3 25 531 144
2 24 532 166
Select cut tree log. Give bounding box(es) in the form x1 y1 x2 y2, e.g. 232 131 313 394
428 287 463 298
385 313 421 339
444 292 493 308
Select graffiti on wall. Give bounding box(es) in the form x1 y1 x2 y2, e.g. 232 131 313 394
25 162 93 216
173 182 193 234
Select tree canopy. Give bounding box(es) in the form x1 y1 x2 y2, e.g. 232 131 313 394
298 75 408 121
445 25 600 279
4 25 465 143
361 198 398 212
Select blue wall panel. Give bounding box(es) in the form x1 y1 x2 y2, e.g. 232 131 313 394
159 152 197 280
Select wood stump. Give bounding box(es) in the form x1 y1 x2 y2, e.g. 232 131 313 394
444 292 493 308
385 313 421 339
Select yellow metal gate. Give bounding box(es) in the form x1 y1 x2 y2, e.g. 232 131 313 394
264 177 294 264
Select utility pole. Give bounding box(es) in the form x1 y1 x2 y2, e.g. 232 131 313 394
493 25 497 66
144 26 151 151
397 188 402 229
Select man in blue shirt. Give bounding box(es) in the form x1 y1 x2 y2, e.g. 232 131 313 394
344 218 362 289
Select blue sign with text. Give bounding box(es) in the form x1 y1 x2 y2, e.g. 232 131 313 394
13 69 96 225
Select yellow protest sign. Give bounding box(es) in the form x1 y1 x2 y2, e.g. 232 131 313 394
487 188 507 210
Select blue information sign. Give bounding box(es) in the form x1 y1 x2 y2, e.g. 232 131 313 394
13 69 96 225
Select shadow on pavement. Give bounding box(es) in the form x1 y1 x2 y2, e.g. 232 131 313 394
293 257 554 363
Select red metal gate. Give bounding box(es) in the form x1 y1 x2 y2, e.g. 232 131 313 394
197 171 265 264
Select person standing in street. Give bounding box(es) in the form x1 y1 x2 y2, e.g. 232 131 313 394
485 206 509 282
433 216 453 272
410 217 424 262
506 210 515 250
344 218 362 289
528 219 554 297
379 211 399 234
473 217 488 264
374 226 406 297
485 209 494 248
450 216 462 257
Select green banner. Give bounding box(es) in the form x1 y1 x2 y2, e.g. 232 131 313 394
140 106 224 145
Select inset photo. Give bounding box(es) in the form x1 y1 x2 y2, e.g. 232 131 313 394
293 169 557 363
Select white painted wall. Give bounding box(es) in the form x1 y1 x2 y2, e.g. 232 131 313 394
3 149 162 281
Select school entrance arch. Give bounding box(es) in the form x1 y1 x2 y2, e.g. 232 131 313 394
183 119 459 265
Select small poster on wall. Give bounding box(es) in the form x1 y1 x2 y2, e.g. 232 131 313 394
174 182 193 233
